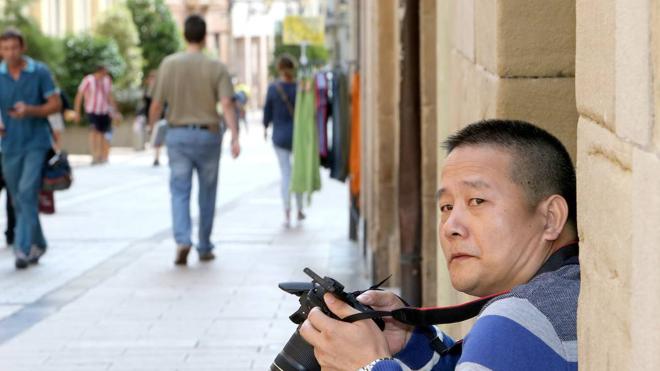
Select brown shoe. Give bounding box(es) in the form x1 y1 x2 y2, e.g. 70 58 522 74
174 245 191 265
198 250 215 262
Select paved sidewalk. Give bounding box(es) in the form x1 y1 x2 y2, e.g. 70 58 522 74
0 119 368 370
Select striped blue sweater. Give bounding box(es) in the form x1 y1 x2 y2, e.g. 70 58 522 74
373 264 580 371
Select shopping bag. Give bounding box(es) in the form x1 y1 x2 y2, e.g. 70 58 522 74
38 190 55 214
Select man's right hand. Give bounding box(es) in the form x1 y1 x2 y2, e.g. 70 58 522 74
230 138 240 159
72 111 81 124
357 290 414 355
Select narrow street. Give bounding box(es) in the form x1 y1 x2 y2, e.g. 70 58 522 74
0 115 368 370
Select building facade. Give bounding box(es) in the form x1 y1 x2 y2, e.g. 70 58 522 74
28 0 118 36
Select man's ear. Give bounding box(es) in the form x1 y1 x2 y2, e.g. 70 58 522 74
540 195 569 241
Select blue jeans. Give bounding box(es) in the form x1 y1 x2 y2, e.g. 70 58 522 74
166 127 223 253
2 149 48 256
273 145 303 211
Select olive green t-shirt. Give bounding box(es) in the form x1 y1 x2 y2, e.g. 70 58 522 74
152 51 234 126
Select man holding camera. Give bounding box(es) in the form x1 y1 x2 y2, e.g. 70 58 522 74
300 120 580 370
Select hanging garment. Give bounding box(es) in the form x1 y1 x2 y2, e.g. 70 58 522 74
330 69 351 181
315 72 330 161
290 77 322 200
349 72 361 199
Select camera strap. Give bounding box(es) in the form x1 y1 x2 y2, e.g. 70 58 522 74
344 243 579 354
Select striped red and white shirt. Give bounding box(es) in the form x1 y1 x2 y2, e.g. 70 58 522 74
78 74 113 115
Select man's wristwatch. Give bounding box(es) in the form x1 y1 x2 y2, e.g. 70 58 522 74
357 357 394 371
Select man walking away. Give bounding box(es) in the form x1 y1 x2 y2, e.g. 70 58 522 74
0 28 61 269
149 15 240 266
73 65 121 165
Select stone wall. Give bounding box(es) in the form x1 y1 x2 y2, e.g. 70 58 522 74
436 0 578 339
577 0 660 368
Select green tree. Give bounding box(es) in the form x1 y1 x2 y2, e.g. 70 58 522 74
59 35 126 103
126 0 182 76
0 0 64 77
94 3 143 89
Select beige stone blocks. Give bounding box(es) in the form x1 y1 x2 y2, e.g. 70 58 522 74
449 51 579 159
576 0 616 130
615 0 654 147
631 149 660 369
653 0 660 151
451 0 475 61
449 51 498 134
576 117 633 370
496 76 578 159
475 0 576 78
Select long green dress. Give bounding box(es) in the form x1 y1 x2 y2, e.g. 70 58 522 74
290 77 321 201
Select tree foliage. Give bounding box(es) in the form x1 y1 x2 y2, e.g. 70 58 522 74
94 3 143 89
126 0 182 76
59 35 126 102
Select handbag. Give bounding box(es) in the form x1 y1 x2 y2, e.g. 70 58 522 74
42 149 73 191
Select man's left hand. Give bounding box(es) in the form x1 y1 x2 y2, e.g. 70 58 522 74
300 293 391 371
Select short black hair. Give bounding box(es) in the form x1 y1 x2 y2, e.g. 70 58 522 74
0 28 25 47
184 15 206 44
443 119 576 225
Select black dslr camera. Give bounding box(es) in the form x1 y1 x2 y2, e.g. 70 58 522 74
270 268 385 371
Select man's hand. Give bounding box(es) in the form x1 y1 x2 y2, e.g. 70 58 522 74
9 102 29 119
357 290 414 355
111 111 123 123
72 111 81 124
230 138 240 159
300 293 390 371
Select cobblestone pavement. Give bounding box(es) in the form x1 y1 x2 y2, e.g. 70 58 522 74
0 117 368 370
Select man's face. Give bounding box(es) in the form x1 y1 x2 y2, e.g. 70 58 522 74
0 38 25 66
438 145 547 297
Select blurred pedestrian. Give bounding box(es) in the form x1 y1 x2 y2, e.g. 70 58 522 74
39 91 71 216
232 80 250 132
263 54 304 226
142 70 167 166
149 15 240 265
72 65 122 165
0 109 16 249
0 28 61 269
48 91 70 150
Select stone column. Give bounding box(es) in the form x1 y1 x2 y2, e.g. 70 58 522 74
420 0 438 307
360 0 401 285
577 0 660 368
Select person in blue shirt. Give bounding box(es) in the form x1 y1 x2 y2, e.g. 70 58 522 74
263 54 305 226
300 120 580 371
0 29 61 269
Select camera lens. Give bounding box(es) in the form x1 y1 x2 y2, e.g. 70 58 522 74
270 330 320 371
